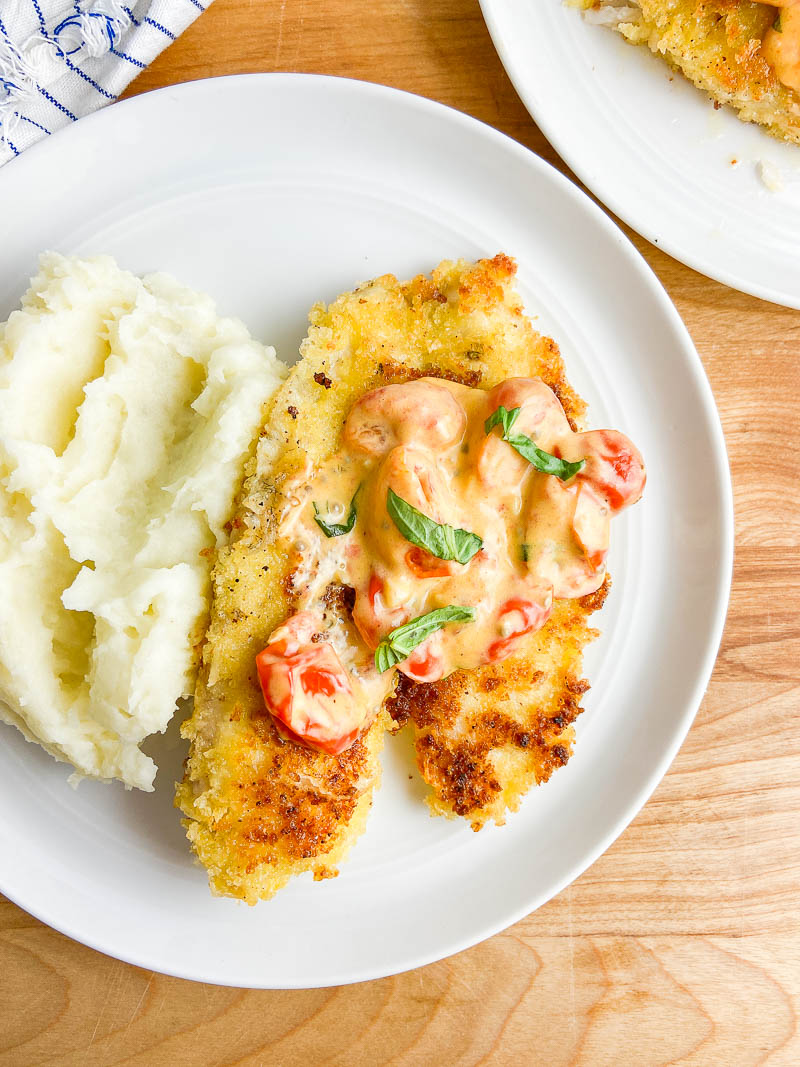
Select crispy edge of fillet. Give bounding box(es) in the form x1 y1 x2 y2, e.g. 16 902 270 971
577 1 800 145
386 580 609 829
176 254 595 900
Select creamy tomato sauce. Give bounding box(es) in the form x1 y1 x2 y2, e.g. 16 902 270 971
764 2 800 93
256 377 645 754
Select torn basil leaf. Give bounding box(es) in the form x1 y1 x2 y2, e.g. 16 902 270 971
485 404 585 481
313 485 360 537
374 605 475 673
386 488 482 565
484 404 521 438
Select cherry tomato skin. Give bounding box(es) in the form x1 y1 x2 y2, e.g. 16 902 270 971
398 643 444 683
368 574 383 610
486 597 552 662
585 546 607 570
273 717 362 757
352 573 386 649
300 665 341 699
579 430 645 513
405 546 454 579
487 378 566 429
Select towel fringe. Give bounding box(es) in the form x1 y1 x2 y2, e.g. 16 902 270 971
0 1 132 145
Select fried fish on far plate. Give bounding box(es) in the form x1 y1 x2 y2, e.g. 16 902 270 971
176 255 645 902
574 1 800 144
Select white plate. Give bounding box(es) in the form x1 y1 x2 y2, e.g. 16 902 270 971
480 0 800 307
0 74 732 988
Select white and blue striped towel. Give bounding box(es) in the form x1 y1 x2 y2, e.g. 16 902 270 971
0 1 211 166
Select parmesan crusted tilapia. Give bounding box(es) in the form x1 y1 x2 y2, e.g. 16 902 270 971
575 1 800 144
177 255 618 901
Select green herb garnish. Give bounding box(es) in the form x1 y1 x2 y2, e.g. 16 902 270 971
374 605 475 673
774 11 783 31
520 543 531 563
386 488 482 565
485 404 521 438
313 486 360 537
484 405 585 482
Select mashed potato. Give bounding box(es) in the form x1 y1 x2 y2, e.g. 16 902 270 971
0 253 286 789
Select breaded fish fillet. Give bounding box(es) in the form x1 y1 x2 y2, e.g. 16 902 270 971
576 1 800 144
177 255 606 900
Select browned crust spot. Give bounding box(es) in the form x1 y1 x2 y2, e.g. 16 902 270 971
384 575 612 824
377 360 483 390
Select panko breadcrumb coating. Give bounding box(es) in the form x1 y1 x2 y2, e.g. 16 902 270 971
575 1 800 144
177 255 607 901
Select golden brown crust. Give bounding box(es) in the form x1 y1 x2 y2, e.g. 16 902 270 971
584 1 800 144
177 254 604 898
386 577 610 828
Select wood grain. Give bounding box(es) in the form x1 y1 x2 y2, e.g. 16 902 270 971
3 1 800 1063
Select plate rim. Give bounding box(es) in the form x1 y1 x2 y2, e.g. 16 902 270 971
479 0 800 309
0 71 734 988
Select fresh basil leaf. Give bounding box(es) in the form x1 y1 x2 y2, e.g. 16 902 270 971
374 605 475 673
506 433 585 480
313 485 360 537
484 405 520 437
386 488 482 565
485 405 585 482
375 641 401 673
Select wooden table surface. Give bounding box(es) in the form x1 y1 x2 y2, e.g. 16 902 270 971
2 2 799 1063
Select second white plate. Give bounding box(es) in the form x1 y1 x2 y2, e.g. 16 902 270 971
0 74 732 987
481 0 800 307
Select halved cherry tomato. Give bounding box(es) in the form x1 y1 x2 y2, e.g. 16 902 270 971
256 612 365 756
489 377 566 416
343 380 466 455
578 429 646 513
487 596 552 662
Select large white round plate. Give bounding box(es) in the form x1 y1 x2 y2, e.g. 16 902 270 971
480 0 800 307
0 74 732 988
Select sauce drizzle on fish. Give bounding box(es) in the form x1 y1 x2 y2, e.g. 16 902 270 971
256 376 645 754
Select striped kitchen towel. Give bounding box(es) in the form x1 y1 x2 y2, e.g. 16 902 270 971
0 1 211 166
